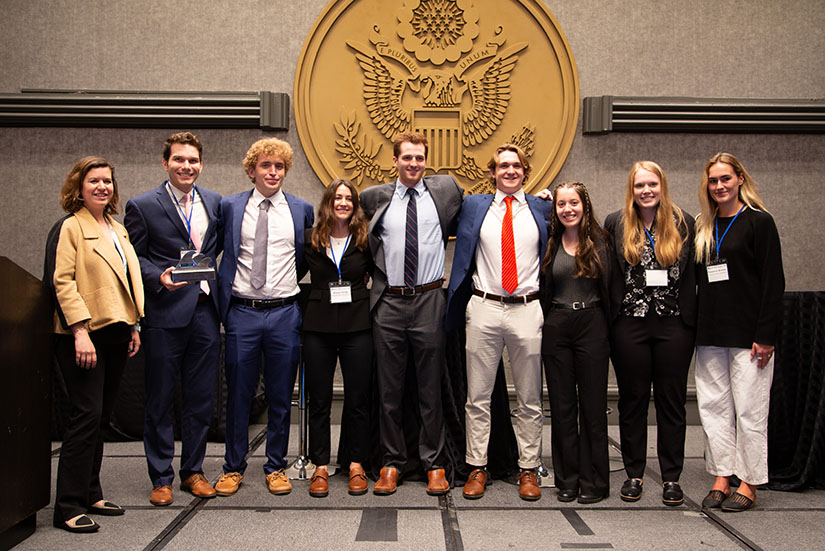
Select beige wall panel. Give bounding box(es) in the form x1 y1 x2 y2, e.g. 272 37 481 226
0 0 823 290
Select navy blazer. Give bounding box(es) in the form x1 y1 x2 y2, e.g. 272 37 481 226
360 174 464 310
445 192 551 332
216 189 314 322
125 183 222 329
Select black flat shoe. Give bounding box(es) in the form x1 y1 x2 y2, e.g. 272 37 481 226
620 478 643 502
701 489 729 509
662 482 684 506
557 488 578 502
88 501 125 516
721 492 755 512
577 492 607 504
55 514 100 533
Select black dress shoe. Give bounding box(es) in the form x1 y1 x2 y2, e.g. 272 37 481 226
577 492 607 504
662 482 684 506
557 488 578 502
88 501 125 516
620 478 643 502
55 514 100 533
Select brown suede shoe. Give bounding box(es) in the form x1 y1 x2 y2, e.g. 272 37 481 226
309 469 329 498
426 468 450 496
373 466 400 495
266 469 292 495
215 472 243 496
180 473 216 498
462 468 490 500
518 470 541 501
349 465 369 496
150 485 173 506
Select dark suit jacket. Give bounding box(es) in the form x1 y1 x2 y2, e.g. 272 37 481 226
125 183 222 329
360 175 464 310
216 189 314 322
603 207 697 326
445 193 551 332
302 228 373 333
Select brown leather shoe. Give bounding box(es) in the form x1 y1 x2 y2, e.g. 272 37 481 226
349 465 368 496
150 485 173 506
266 469 292 495
426 468 450 496
462 468 490 500
518 470 541 501
215 472 243 496
309 469 329 498
180 473 216 498
373 466 400 495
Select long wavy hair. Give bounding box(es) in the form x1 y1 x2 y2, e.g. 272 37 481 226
311 179 368 252
695 152 768 263
621 161 686 267
542 181 606 278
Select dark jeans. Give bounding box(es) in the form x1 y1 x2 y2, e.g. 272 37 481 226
304 330 373 466
611 314 694 482
53 322 131 524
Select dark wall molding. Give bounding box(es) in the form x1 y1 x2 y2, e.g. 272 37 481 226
0 89 289 130
583 96 825 134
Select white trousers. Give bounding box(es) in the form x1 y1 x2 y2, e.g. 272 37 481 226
464 295 543 469
695 345 774 485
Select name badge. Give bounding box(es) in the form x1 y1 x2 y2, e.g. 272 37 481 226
645 269 668 287
329 281 352 304
707 263 729 283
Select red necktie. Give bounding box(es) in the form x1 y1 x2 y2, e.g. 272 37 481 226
501 196 518 294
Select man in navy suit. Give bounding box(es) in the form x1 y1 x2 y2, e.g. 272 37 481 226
445 143 550 501
360 131 463 496
213 138 314 497
125 132 222 506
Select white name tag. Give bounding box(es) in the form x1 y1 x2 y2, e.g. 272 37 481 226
645 269 668 287
707 263 729 283
329 281 352 304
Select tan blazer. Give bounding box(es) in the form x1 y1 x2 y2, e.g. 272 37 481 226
49 207 145 334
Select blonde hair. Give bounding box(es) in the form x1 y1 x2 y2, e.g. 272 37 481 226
242 138 293 179
695 152 768 264
620 161 686 267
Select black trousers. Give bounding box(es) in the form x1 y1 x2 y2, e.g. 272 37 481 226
53 322 131 524
611 315 694 482
304 329 373 466
543 307 610 496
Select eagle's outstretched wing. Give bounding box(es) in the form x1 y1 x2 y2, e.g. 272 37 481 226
348 42 411 139
462 43 527 147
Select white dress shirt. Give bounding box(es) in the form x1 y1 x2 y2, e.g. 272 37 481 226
232 189 299 299
166 182 209 249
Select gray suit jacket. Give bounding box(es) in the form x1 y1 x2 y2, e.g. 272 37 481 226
360 175 464 310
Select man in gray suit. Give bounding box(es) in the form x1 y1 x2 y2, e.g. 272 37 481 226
360 131 463 496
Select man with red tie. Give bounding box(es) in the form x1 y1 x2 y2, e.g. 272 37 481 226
125 132 222 506
445 143 550 501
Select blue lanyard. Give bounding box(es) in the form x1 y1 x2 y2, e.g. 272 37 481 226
169 182 196 247
329 233 351 282
643 225 657 260
714 204 746 259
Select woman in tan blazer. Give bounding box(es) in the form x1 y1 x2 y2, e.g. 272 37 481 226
43 156 145 533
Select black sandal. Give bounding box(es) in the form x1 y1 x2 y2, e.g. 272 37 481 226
56 514 100 533
89 500 125 516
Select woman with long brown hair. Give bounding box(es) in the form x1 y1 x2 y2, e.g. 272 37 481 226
604 161 696 506
694 153 784 512
44 156 144 532
302 178 373 497
540 181 614 504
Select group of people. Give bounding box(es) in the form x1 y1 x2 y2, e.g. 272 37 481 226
44 129 784 534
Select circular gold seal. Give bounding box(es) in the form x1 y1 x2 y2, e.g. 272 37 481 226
295 0 579 194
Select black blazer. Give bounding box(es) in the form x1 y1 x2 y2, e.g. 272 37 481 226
302 228 373 333
540 231 616 326
604 207 697 327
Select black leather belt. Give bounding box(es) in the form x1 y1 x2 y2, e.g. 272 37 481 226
231 295 299 309
551 299 602 310
473 288 539 304
386 279 444 296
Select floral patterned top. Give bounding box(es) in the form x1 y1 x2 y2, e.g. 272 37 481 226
620 223 680 318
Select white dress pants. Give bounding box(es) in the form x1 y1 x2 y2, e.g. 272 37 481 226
464 295 543 469
695 345 774 485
